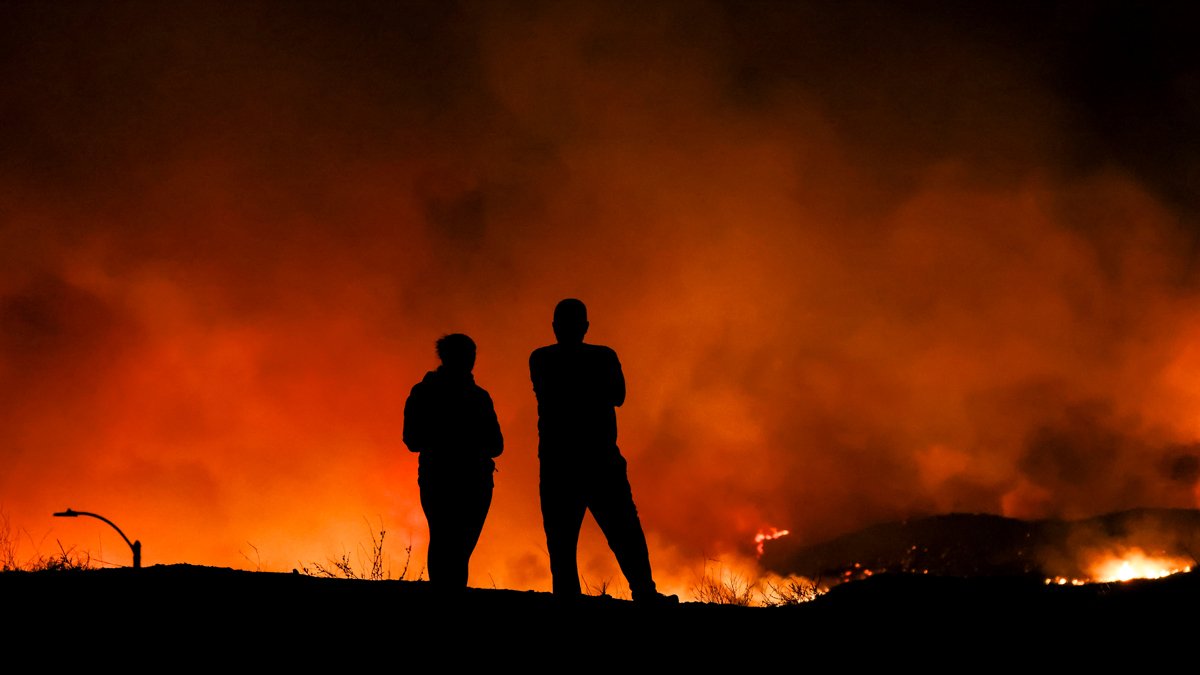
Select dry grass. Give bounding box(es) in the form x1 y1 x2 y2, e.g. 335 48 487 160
761 575 825 606
687 554 828 606
690 559 757 606
582 574 625 599
29 542 93 571
1 509 17 572
1 508 93 572
299 518 415 581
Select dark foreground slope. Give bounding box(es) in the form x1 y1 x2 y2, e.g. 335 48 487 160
3 564 1195 665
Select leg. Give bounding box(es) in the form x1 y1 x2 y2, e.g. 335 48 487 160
589 455 658 599
540 467 588 596
425 472 493 591
419 478 454 589
456 474 494 587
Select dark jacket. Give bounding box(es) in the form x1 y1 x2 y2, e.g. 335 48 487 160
529 342 625 460
403 367 503 478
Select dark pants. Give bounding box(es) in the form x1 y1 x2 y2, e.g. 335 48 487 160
539 453 657 599
419 470 493 591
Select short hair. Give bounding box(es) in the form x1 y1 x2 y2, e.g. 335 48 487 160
436 333 476 365
553 298 587 324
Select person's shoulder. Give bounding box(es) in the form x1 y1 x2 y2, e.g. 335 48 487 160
405 376 430 403
584 343 620 360
530 344 558 362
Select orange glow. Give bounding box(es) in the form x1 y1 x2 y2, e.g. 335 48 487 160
3 4 1200 603
754 528 790 557
1044 577 1085 586
837 562 882 583
1087 550 1192 583
1044 549 1193 586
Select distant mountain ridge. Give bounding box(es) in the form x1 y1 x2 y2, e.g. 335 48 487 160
760 507 1200 581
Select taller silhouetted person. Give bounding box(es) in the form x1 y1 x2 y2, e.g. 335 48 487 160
404 333 503 592
530 299 677 604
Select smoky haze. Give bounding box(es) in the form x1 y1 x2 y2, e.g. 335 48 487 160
2 1 1199 594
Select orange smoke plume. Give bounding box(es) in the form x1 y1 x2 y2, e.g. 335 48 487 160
2 2 1199 600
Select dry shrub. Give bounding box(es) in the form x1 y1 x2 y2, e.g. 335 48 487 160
299 518 413 581
690 560 756 606
761 575 825 606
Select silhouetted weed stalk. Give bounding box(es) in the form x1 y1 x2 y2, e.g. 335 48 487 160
582 575 625 599
689 557 825 606
691 560 757 606
299 519 418 581
761 575 825 606
1 508 93 572
0 510 16 571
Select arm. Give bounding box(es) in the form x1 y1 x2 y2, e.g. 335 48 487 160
481 392 504 458
401 385 427 453
609 348 626 408
529 350 544 401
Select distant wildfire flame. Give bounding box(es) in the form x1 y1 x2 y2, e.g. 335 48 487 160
754 527 790 557
841 562 877 583
1045 549 1193 586
1087 550 1193 583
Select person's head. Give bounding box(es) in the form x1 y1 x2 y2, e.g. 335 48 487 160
435 333 476 373
552 298 588 344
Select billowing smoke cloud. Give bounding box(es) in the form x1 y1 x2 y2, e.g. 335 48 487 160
2 1 1199 596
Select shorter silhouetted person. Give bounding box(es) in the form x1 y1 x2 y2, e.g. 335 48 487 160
531 298 677 604
403 333 503 591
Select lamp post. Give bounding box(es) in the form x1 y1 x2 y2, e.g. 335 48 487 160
53 508 141 569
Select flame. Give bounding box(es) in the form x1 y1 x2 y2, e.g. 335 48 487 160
1045 548 1193 585
1087 550 1192 583
1044 576 1086 586
754 527 790 557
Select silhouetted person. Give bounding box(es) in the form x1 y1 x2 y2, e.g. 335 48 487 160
530 299 677 604
404 333 503 592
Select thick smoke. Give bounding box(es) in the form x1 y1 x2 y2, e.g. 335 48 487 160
2 1 1199 595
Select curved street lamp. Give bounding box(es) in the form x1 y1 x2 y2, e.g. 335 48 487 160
53 508 141 569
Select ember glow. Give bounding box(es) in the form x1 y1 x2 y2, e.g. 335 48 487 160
1088 550 1193 583
754 528 790 557
3 2 1200 599
841 563 877 583
1046 549 1193 585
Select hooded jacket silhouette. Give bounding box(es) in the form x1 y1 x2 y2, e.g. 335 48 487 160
404 366 503 478
404 339 503 591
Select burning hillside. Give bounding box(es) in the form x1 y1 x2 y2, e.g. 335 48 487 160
760 507 1200 585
